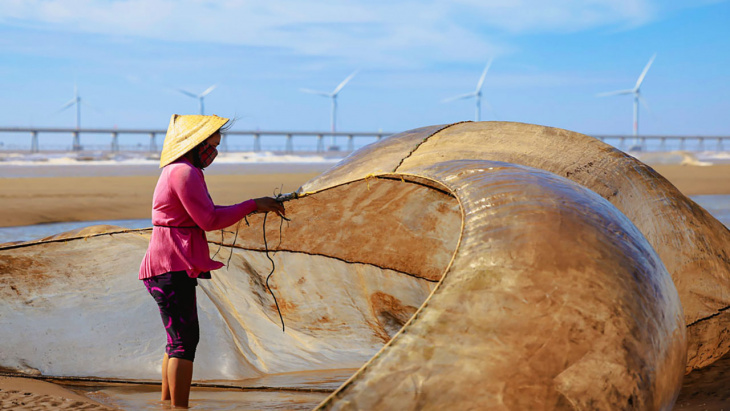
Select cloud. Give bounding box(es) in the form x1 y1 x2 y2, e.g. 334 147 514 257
0 0 671 66
449 0 655 33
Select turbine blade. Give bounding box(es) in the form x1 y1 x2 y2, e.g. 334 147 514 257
176 88 198 98
638 94 653 115
300 88 332 97
476 59 493 92
56 99 76 113
332 70 358 95
199 84 217 97
442 92 477 103
635 53 656 90
596 89 634 97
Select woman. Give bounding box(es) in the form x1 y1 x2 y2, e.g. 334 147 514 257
139 114 284 408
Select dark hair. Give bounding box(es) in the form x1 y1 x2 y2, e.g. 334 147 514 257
190 141 205 169
219 117 237 133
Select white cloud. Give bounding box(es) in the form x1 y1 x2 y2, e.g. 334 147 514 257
450 0 655 33
0 0 660 65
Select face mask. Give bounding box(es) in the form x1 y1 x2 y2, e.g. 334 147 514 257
198 142 218 168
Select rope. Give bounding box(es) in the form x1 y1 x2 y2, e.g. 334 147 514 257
212 230 224 259
263 212 287 332
213 190 291 332
0 372 334 393
225 219 242 269
212 227 242 260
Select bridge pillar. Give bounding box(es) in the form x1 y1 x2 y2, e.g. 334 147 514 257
30 131 39 153
111 132 119 152
72 131 81 151
286 134 293 153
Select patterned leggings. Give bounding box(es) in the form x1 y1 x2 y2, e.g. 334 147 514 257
144 271 200 362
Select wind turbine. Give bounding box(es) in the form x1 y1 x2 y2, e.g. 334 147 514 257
177 84 217 115
58 83 96 150
300 70 358 149
597 54 656 141
57 83 83 130
443 59 493 121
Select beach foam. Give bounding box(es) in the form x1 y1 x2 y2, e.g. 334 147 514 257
0 151 343 166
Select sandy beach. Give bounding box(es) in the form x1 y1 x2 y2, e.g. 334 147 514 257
651 164 730 195
1 163 729 228
0 172 322 227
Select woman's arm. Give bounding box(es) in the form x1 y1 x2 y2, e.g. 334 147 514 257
172 165 257 231
254 197 286 217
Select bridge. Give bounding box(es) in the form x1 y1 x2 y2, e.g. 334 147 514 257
0 127 727 153
0 127 388 153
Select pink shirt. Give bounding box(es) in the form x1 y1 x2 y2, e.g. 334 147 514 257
139 158 257 280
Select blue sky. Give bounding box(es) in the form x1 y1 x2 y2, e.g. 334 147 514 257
0 0 728 137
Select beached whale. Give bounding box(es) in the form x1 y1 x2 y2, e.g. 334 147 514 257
1 121 728 409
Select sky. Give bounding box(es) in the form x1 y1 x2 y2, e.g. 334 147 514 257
0 0 728 138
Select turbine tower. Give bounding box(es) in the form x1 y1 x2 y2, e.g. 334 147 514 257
443 59 493 121
58 83 82 130
177 84 217 115
597 54 656 140
300 71 358 149
57 84 88 150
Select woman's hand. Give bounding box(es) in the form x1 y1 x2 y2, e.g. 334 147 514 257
254 197 286 217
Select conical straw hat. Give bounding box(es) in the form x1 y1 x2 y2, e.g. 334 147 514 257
159 114 229 168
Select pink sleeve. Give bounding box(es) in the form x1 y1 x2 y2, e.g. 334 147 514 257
171 166 258 231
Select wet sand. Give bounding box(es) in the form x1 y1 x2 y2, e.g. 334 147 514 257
651 164 730 195
0 368 356 410
0 377 114 410
1 163 728 228
0 172 322 227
